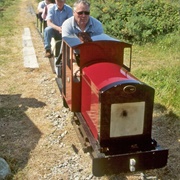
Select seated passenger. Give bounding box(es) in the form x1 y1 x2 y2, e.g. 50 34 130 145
61 0 104 76
41 0 55 21
37 0 47 22
44 0 73 58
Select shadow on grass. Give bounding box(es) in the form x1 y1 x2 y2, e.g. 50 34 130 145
0 94 46 178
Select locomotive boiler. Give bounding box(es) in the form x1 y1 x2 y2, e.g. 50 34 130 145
55 34 168 176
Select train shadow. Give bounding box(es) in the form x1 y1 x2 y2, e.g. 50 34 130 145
0 94 46 178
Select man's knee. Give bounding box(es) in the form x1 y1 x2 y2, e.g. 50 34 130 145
44 26 53 35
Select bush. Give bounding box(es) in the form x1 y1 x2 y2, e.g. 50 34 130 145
91 0 180 44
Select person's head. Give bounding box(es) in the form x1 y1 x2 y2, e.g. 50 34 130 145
55 0 66 10
73 0 90 27
45 0 48 4
45 0 55 4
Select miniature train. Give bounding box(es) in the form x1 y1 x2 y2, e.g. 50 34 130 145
36 18 168 176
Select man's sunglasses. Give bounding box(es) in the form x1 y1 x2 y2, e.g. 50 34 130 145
76 11 90 15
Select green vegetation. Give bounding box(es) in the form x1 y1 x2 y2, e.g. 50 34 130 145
0 0 21 67
0 0 20 36
130 28 180 116
132 45 180 115
1 0 180 116
90 0 179 44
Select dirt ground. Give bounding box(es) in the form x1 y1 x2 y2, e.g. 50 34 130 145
0 0 179 179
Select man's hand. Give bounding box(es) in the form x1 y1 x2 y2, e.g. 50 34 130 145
47 19 62 34
78 32 92 43
58 26 62 34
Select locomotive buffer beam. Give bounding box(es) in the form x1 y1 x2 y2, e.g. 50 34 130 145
92 145 168 176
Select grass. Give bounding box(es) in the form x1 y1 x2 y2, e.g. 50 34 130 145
132 31 180 116
0 0 21 68
0 0 20 35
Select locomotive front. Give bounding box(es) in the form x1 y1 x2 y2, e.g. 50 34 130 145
81 62 168 175
60 34 168 176
82 62 154 148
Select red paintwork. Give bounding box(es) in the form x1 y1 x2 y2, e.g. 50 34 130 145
81 62 137 139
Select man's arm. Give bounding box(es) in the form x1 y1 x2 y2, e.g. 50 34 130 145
47 19 62 33
62 18 74 37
